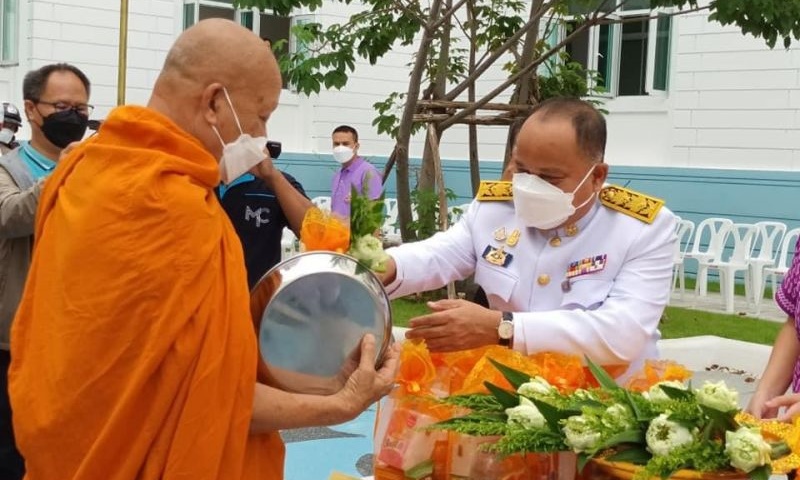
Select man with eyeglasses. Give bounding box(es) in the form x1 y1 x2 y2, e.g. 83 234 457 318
0 62 92 480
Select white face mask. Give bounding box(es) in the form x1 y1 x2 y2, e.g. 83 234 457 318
512 165 597 230
0 128 14 145
332 145 354 164
211 87 268 185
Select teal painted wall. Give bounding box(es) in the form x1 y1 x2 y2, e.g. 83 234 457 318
278 153 800 228
276 153 800 279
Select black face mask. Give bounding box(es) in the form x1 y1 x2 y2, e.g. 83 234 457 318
41 109 89 149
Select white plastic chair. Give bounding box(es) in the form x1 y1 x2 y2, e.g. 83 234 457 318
280 227 300 261
671 217 695 299
447 202 470 226
684 217 733 297
748 221 787 314
762 227 800 304
707 223 757 313
382 197 402 245
311 196 331 212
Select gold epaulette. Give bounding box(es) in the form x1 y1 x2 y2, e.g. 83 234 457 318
476 180 513 201
599 184 664 224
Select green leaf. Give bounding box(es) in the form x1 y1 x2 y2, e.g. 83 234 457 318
604 446 651 465
659 385 693 401
530 397 580 433
624 390 646 421
585 355 619 391
488 357 533 390
576 452 593 472
484 381 519 410
749 465 771 480
699 405 738 434
599 429 646 450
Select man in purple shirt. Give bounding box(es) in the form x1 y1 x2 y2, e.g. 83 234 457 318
330 125 383 218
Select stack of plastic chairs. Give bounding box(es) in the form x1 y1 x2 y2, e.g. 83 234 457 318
381 197 401 245
762 227 800 308
708 223 758 313
684 217 733 298
748 221 787 314
671 217 695 299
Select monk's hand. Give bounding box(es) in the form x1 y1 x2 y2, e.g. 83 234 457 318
337 334 399 418
764 393 800 422
404 299 500 352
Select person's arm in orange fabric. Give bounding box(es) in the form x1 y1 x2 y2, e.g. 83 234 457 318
249 334 399 432
250 156 312 236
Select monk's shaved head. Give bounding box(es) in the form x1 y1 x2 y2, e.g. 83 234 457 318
149 19 281 160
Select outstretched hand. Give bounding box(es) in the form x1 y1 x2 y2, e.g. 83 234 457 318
404 299 500 352
763 393 800 422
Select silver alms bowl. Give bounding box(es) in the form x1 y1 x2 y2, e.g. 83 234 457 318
250 251 392 394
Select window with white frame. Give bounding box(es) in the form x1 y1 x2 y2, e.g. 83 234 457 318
564 0 671 96
0 0 18 65
183 0 293 87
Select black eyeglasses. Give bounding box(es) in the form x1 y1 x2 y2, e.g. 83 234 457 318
36 100 94 116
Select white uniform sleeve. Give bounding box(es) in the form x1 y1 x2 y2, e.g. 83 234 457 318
385 202 479 299
512 210 677 366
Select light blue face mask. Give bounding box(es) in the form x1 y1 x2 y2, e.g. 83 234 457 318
210 87 268 184
512 164 596 230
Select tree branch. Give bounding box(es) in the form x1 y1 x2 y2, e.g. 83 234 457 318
430 0 469 32
444 0 551 101
388 0 427 27
441 5 625 129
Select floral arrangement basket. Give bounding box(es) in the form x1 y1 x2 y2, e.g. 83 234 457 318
429 354 800 480
371 340 800 479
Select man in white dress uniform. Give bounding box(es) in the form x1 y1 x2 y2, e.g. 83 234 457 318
381 97 677 379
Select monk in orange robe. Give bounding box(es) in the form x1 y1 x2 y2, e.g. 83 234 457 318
9 19 398 480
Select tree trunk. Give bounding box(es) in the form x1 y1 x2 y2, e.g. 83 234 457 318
394 0 444 243
427 124 457 299
467 0 480 194
417 0 451 236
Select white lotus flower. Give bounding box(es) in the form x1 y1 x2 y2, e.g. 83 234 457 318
563 415 602 453
645 413 694 456
725 427 772 473
601 403 635 432
644 380 688 403
505 396 546 430
517 376 555 398
696 381 739 412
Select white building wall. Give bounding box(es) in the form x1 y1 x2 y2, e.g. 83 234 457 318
4 1 800 173
668 5 800 171
5 0 180 140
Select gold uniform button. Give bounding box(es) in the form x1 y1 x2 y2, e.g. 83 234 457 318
537 274 550 286
565 224 579 237
549 236 561 247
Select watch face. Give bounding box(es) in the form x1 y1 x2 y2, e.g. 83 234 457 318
498 320 514 339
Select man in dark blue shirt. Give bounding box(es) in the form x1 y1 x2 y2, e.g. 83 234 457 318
217 142 312 289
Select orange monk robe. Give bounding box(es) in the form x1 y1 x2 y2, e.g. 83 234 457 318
9 105 284 479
